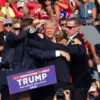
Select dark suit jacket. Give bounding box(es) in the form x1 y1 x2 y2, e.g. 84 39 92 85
5 30 59 70
67 33 92 88
27 33 88 83
1 29 30 69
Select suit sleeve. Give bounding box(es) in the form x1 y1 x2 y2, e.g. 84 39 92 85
27 37 87 60
27 47 57 60
6 29 29 46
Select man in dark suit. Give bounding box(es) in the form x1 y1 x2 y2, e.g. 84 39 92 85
27 19 89 100
64 17 92 100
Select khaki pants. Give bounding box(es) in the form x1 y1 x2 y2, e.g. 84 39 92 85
9 91 30 100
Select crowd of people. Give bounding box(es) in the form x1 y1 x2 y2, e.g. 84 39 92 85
0 0 100 100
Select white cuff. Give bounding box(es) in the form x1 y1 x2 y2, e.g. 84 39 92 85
29 28 37 34
0 57 2 62
55 50 60 57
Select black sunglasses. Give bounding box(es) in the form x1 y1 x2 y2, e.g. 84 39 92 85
13 27 21 31
18 7 23 10
66 26 77 29
60 23 67 26
4 24 12 27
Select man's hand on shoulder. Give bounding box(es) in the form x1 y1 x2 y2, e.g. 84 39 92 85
60 50 71 61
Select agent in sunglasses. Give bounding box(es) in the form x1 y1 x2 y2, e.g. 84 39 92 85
12 20 21 35
64 17 92 100
59 18 67 30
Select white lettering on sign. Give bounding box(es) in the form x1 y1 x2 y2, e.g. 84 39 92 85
34 8 41 13
17 79 22 86
17 73 47 86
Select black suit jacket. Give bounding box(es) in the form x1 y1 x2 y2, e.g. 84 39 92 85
27 33 88 83
67 33 92 88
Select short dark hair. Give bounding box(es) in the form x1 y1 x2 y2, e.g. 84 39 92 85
67 17 81 26
59 18 67 24
21 18 33 30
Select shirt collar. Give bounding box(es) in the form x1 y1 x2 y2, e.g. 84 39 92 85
68 32 78 39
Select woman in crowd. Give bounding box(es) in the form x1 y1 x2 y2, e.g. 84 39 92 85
40 0 73 21
0 3 15 20
88 79 100 100
8 0 24 19
54 0 74 20
40 0 56 20
26 0 42 19
74 0 97 25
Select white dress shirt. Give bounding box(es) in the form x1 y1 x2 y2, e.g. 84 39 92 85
67 33 78 45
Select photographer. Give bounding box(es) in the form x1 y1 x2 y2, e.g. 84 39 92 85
54 88 70 100
88 79 100 100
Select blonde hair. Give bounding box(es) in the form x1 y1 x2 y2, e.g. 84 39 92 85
43 20 58 28
55 30 67 42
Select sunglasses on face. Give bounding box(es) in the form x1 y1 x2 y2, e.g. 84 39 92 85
18 7 23 10
60 23 67 26
66 26 77 29
13 27 21 31
4 24 12 27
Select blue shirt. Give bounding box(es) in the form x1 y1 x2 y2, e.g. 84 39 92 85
79 0 96 25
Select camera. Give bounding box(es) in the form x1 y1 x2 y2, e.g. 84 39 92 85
56 88 65 100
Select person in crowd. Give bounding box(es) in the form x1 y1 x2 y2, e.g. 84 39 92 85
0 18 12 58
27 19 89 100
89 15 100 82
0 8 6 20
59 18 67 30
26 0 42 19
0 0 7 6
88 79 100 100
3 18 12 33
0 3 15 20
3 18 71 100
0 18 13 100
90 0 100 17
0 18 34 100
1 20 21 69
55 30 67 45
64 17 92 100
74 0 97 25
9 0 24 19
40 0 55 20
54 0 74 21
40 0 74 21
95 14 100 33
17 1 24 15
12 20 21 35
21 3 29 19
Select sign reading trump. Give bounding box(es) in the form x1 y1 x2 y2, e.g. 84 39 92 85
7 65 57 94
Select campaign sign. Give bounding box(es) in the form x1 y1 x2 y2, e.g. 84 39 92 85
60 10 67 18
7 65 57 94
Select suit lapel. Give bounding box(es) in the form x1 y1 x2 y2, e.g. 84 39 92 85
67 33 79 46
